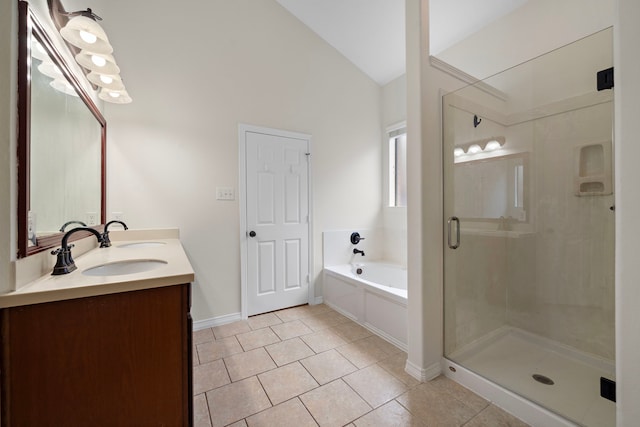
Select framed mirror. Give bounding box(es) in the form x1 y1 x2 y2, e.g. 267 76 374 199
17 1 106 258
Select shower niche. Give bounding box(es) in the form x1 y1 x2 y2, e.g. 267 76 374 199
574 141 613 196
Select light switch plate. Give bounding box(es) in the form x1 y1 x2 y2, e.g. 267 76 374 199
216 187 235 201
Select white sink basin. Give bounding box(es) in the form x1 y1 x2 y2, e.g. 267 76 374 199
82 259 167 276
117 242 166 249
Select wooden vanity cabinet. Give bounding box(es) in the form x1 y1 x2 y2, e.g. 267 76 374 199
0 284 193 426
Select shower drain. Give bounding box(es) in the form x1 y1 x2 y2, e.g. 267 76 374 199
532 374 555 385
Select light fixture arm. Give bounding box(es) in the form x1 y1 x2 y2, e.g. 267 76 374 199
58 8 103 21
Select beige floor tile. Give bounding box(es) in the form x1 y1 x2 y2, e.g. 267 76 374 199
236 328 281 351
301 329 347 353
246 397 317 427
271 319 313 340
396 382 478 426
336 338 391 369
206 377 271 427
429 375 489 413
265 337 315 366
330 322 373 342
300 349 358 385
227 421 247 427
274 305 313 322
359 335 402 356
197 336 243 364
212 320 251 339
248 312 283 330
193 359 231 395
300 379 372 427
377 352 421 387
354 400 428 427
301 311 351 331
464 404 530 427
224 347 277 382
194 393 212 427
258 361 319 405
343 364 408 408
193 345 200 366
194 327 215 344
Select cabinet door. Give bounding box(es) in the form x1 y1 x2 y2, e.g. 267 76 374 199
1 284 191 426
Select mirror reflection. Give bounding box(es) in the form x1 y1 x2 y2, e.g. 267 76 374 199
29 36 102 245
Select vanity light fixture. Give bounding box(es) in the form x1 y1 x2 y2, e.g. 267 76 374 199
53 3 132 104
455 136 506 156
59 11 113 54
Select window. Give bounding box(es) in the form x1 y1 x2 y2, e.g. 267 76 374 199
388 129 407 207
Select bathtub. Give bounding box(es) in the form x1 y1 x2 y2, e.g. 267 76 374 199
323 262 408 350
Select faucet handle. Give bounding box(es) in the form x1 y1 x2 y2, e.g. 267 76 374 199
350 232 365 245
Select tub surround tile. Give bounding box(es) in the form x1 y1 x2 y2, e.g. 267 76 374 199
193 359 230 395
258 362 319 405
206 377 271 427
213 320 251 339
300 379 372 427
271 319 313 340
301 329 348 353
265 337 315 366
237 328 281 351
224 348 277 382
343 364 408 408
194 393 212 427
354 400 427 427
197 336 243 364
246 398 317 427
248 312 283 330
300 349 358 385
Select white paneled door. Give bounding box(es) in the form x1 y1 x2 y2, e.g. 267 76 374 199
241 127 311 316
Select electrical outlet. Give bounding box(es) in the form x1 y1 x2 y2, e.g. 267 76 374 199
216 187 235 201
86 212 98 226
112 212 125 221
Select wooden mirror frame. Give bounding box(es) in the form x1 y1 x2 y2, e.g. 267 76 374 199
17 0 106 258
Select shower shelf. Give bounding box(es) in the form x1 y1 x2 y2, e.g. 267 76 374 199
574 141 612 196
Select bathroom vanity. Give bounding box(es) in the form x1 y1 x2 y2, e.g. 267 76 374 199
0 233 195 426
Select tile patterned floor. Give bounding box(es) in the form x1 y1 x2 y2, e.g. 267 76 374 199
193 304 529 427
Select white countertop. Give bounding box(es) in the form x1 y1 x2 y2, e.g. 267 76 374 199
0 237 195 308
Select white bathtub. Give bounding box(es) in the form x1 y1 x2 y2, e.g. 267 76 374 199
323 262 408 350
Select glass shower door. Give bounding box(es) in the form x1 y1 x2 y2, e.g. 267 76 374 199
443 28 615 427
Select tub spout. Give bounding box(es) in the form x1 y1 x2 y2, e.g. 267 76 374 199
353 248 365 256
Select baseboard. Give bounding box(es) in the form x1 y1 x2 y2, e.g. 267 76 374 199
405 359 441 382
313 296 323 305
193 312 242 331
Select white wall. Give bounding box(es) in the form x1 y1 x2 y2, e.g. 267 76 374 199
615 0 640 424
381 74 408 266
93 0 383 321
0 0 16 293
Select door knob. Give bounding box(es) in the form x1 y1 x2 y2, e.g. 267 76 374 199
249 231 256 238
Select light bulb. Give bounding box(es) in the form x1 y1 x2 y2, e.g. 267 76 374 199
454 148 465 157
108 91 120 98
79 30 97 44
485 140 502 151
468 144 482 154
100 75 114 84
91 55 107 67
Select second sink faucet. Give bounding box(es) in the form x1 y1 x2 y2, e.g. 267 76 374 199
101 220 129 248
353 248 365 256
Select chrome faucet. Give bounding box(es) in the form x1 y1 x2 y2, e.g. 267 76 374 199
51 227 103 275
353 248 365 256
101 220 128 248
59 220 87 233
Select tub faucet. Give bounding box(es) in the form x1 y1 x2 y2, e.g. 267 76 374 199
353 248 365 256
101 220 129 248
51 227 103 275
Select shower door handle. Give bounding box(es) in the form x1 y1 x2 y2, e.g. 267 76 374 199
447 216 460 249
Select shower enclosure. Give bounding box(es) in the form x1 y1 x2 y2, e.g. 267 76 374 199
443 29 615 426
